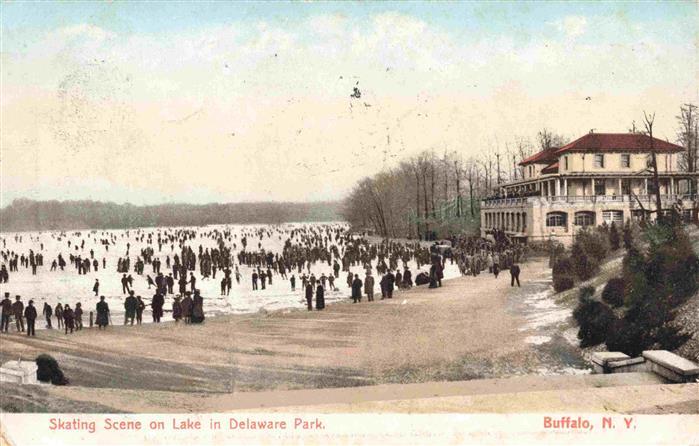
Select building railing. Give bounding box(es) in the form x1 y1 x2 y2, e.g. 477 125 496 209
481 194 697 208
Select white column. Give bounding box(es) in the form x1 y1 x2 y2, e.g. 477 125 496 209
555 178 561 197
618 178 622 196
644 178 648 195
591 178 595 196
564 178 568 197
670 177 675 195
540 181 544 197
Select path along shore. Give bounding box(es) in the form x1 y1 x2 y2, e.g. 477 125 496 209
4 258 694 413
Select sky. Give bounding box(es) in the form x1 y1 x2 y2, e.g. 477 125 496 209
1 1 697 206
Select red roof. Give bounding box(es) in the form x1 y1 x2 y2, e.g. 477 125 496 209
541 162 559 174
555 133 683 155
519 148 559 166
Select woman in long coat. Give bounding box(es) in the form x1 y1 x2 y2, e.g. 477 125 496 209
172 296 182 323
191 291 204 324
151 293 164 323
305 283 314 311
351 275 363 303
315 284 325 310
96 296 109 329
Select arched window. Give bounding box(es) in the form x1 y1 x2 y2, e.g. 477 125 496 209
546 212 567 227
574 211 595 227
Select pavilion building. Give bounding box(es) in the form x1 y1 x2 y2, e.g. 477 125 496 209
481 132 698 245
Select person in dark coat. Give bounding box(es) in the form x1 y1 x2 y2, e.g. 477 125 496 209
364 272 375 302
151 293 164 323
136 296 145 324
96 296 110 329
305 283 314 310
0 293 11 332
55 303 64 329
510 263 521 287
384 271 395 298
172 295 182 323
315 284 325 310
351 274 363 303
12 296 24 332
74 302 83 330
93 279 99 296
403 268 413 289
181 292 193 324
190 290 204 323
124 292 137 325
63 304 75 334
42 301 53 329
24 300 37 337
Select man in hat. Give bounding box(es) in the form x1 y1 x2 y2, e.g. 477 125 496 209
1 293 12 332
12 295 24 332
24 300 37 337
124 291 137 325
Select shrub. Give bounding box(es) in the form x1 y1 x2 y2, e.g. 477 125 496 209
552 256 574 292
571 243 595 280
553 275 574 293
601 277 625 308
35 354 69 385
609 222 621 250
622 220 634 250
579 285 595 300
575 228 610 263
573 297 616 348
605 318 647 357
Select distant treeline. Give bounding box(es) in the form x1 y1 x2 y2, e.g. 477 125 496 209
0 199 342 232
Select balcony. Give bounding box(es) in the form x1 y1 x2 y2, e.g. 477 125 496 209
482 194 697 208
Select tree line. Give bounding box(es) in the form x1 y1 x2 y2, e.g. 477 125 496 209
0 199 342 232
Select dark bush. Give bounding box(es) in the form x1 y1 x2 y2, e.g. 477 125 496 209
552 256 574 292
573 297 616 348
579 285 595 300
35 354 69 385
601 277 625 308
605 318 647 357
622 220 634 249
571 243 595 280
575 228 610 263
609 222 621 250
553 275 574 293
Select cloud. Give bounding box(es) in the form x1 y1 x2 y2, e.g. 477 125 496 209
551 15 588 37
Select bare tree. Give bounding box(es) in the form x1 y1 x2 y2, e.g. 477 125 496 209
677 103 698 194
643 111 663 223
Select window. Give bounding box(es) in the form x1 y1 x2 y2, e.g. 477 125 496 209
602 210 623 224
621 154 630 168
595 181 605 196
546 212 567 227
594 154 605 168
564 156 569 170
574 211 595 227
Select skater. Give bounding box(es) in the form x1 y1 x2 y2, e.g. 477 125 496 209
510 262 521 287
42 301 53 329
24 300 37 337
96 296 110 329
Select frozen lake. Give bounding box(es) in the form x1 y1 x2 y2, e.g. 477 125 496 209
0 223 461 327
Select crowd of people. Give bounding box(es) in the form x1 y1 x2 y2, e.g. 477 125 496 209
0 224 525 337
